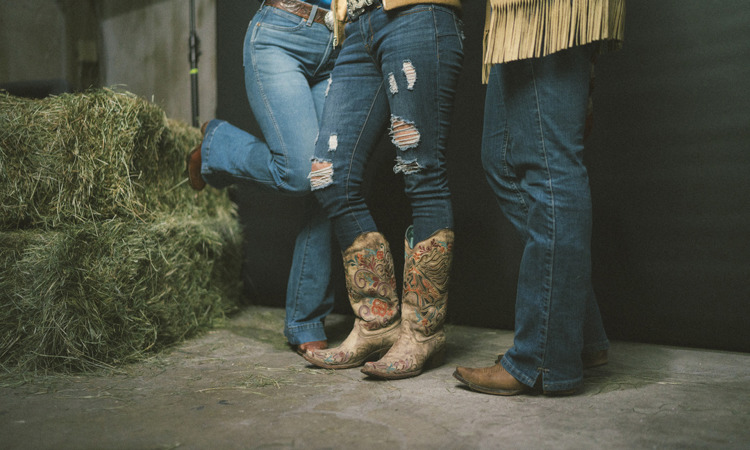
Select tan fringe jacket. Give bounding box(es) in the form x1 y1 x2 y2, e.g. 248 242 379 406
330 0 463 46
483 0 626 82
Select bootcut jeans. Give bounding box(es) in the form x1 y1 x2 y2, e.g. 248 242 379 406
200 3 338 345
481 44 610 392
309 2 464 249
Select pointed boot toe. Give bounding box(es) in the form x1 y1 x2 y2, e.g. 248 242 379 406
453 362 528 396
295 340 328 355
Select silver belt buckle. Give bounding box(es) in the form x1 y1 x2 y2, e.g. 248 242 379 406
324 10 334 31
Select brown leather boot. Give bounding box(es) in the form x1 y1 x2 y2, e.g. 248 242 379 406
453 362 528 396
294 340 328 355
186 121 209 191
303 232 401 369
455 359 579 396
361 227 454 379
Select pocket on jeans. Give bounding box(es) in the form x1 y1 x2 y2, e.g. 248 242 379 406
256 6 307 32
433 7 464 48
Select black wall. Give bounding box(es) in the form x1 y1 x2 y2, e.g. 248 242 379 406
216 0 750 353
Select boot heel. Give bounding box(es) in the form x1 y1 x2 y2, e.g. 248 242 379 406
424 346 446 370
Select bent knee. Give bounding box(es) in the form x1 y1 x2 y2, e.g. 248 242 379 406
280 170 314 196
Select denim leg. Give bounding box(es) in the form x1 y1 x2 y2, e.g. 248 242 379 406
201 6 336 194
310 19 390 249
284 50 336 344
481 45 608 392
311 5 463 248
201 6 337 344
284 198 335 345
380 6 463 243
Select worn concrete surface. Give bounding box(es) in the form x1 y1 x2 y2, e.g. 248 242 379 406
2 305 749 449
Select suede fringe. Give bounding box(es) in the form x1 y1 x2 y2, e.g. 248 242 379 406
482 0 626 82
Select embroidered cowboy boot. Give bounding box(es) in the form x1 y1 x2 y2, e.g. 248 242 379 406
303 232 401 369
361 227 454 379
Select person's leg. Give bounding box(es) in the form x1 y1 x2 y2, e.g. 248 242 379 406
482 59 610 364
201 6 335 194
284 196 335 347
303 12 402 369
381 4 463 243
309 16 390 249
358 4 464 379
269 17 338 349
470 45 605 394
201 6 338 347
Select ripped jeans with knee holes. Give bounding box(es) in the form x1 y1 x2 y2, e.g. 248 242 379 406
308 4 464 249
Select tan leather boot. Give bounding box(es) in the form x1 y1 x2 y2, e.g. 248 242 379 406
453 362 529 396
361 227 454 379
455 359 579 396
303 232 401 369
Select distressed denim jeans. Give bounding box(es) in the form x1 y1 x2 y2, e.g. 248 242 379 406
310 3 464 248
481 44 610 392
200 4 338 345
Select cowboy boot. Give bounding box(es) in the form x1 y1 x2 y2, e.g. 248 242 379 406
453 361 577 396
185 121 209 190
303 232 401 369
361 227 454 379
453 362 528 396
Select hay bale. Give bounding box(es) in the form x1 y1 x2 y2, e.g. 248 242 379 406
0 209 242 373
0 88 244 374
0 89 227 229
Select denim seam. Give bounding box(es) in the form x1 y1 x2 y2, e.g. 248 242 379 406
530 61 556 375
431 8 443 176
312 31 335 78
201 121 221 176
259 5 308 32
288 223 311 321
286 323 326 332
250 13 291 187
500 355 536 388
342 82 386 246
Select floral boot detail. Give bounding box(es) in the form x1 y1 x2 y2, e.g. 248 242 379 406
361 227 454 379
303 232 401 369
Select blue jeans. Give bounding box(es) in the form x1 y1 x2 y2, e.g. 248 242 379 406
309 3 464 248
201 4 338 345
481 45 610 392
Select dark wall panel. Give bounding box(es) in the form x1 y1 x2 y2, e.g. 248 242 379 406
587 1 750 351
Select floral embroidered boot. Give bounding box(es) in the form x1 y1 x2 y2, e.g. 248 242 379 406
361 227 454 379
303 232 401 369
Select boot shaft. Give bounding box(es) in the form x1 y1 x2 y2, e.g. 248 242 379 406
342 232 400 330
301 232 402 370
359 227 454 379
402 227 454 337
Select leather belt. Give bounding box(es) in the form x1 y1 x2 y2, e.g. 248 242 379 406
265 0 332 30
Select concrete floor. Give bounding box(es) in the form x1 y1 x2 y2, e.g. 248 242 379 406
2 305 749 449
